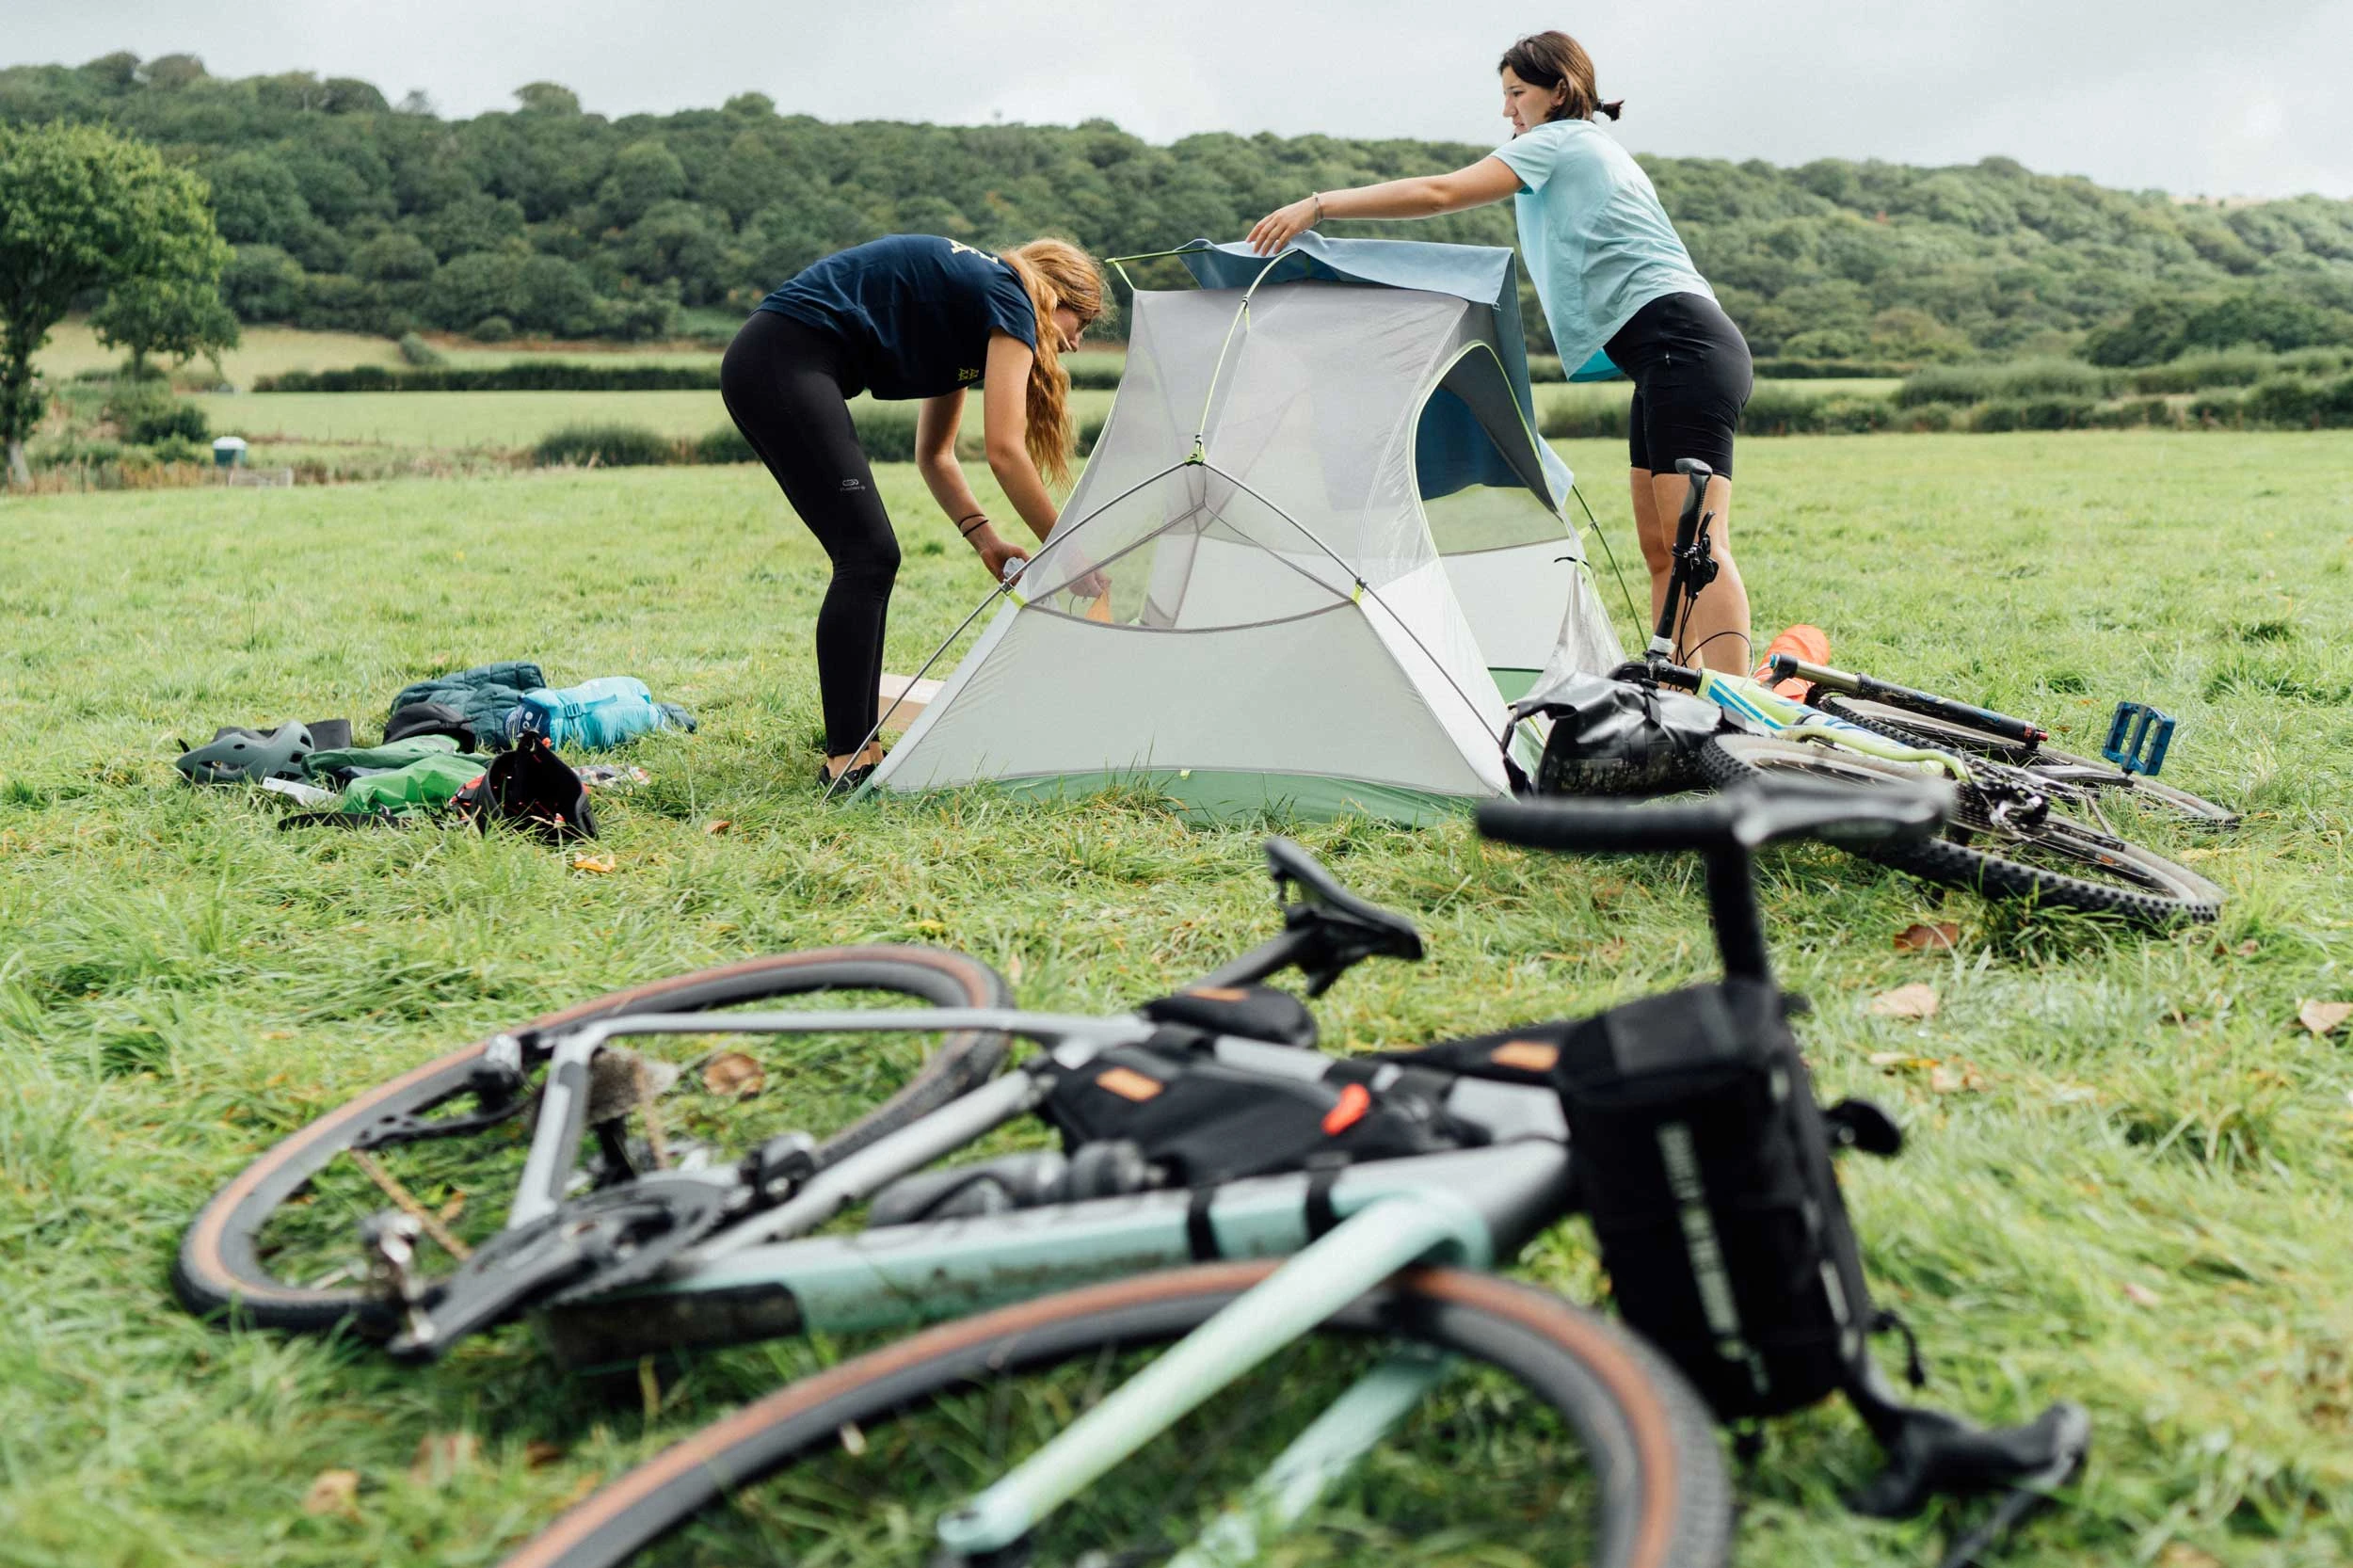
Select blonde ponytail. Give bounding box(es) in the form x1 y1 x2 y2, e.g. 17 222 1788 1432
998 238 1108 487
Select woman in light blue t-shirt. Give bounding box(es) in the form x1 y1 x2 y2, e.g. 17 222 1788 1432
1250 31 1756 672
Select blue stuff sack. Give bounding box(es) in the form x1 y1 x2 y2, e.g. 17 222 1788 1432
504 677 679 751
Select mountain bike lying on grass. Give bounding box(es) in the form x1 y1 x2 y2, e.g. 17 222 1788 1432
1518 457 2228 923
1766 651 2238 830
182 782 2086 1568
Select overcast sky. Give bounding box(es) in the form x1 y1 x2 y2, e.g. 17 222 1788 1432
13 0 2352 199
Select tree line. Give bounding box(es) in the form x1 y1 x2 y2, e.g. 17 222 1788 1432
4 51 2352 366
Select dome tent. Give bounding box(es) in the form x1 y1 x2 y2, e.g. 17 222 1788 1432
863 234 1625 824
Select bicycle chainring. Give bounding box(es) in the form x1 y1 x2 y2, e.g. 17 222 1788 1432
386 1173 732 1361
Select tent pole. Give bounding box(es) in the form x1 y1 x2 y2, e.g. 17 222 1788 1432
1186 250 1292 465
1571 482 1641 625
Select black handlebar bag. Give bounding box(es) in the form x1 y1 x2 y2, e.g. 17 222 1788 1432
1381 985 2090 1560
1549 979 1872 1418
1381 977 1873 1419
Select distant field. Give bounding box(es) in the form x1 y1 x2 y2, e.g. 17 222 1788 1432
200 387 1125 452
33 320 409 387
37 318 1134 392
197 389 731 447
1534 376 1903 416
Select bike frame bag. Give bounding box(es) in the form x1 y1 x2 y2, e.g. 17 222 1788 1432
1392 978 1868 1417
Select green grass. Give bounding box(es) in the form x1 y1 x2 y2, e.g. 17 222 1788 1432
2 431 2351 1565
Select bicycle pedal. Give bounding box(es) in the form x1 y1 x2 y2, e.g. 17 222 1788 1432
2101 701 2174 776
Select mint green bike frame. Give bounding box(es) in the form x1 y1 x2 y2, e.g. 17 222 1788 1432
520 1005 1576 1560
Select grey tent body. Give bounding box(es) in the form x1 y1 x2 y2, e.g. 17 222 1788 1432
866 237 1625 824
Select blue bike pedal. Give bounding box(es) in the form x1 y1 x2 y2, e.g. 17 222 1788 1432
2102 701 2174 776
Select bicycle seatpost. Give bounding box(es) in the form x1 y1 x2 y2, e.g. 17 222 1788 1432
1647 457 1717 663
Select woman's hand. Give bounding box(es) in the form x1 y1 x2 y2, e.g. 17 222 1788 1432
1247 196 1321 256
972 528 1031 584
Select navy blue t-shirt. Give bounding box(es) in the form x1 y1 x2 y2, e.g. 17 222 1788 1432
758 235 1039 401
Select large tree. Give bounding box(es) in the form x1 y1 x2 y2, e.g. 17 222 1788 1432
0 120 229 485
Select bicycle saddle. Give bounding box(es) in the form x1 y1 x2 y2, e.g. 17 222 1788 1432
1479 777 1951 858
1262 838 1424 996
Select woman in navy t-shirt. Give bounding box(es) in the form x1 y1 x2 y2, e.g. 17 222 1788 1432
721 236 1107 788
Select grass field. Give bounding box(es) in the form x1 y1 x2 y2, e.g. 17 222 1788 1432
1533 376 1901 419
32 320 413 388
195 387 1126 452
33 319 736 390
193 377 1861 456
34 318 1134 394
2 431 2350 1565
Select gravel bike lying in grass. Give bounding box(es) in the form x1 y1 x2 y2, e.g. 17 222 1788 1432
182 783 2086 1568
1524 457 2228 923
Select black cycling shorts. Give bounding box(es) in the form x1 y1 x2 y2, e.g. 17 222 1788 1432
1607 291 1753 480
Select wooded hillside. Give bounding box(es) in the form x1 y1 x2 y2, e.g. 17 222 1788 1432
7 52 2351 363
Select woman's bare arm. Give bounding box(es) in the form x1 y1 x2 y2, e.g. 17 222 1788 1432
980 331 1060 542
1247 157 1522 254
915 390 975 518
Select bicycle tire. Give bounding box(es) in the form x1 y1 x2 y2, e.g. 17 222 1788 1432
1815 695 2239 827
497 1262 1733 1568
174 946 1013 1336
1700 735 2221 923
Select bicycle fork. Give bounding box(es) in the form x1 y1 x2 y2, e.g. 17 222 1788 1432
931 1189 1495 1561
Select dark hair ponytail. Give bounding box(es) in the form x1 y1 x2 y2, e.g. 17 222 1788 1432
1499 31 1621 121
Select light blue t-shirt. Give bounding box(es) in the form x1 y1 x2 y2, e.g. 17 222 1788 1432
1490 119 1713 378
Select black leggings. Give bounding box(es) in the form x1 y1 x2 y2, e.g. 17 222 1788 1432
720 310 897 757
1607 291 1753 480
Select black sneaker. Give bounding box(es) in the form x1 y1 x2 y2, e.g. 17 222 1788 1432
817 761 878 795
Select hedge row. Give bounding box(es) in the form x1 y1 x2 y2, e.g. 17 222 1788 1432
1892 348 2353 406
255 356 1133 394
1537 374 2353 441
258 361 723 392
535 408 1113 470
1521 353 1913 384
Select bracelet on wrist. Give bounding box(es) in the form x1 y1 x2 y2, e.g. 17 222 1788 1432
956 513 988 537
1311 191 1325 225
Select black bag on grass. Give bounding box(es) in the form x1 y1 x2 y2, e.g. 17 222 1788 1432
1515 672 1728 797
453 733 597 841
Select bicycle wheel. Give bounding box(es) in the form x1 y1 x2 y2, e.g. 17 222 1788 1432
1815 695 2239 827
175 946 1013 1336
498 1262 1732 1568
1701 734 2222 923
